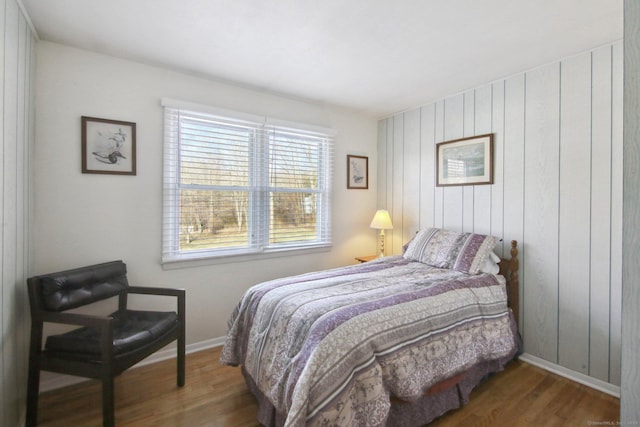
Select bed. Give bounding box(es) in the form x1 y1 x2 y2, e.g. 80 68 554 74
220 228 520 427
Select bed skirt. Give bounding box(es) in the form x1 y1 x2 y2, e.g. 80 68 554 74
241 352 515 427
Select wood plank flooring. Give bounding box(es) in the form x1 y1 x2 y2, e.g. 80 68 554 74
35 347 619 427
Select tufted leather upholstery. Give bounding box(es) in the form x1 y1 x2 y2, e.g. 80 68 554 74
40 261 129 311
46 310 179 356
26 261 185 427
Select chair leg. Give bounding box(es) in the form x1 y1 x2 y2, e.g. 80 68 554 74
177 332 185 387
102 377 115 427
26 324 43 427
25 355 41 427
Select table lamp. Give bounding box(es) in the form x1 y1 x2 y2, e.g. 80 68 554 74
370 209 393 257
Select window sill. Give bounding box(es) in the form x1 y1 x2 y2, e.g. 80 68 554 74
161 244 332 270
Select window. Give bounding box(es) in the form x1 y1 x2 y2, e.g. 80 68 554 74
162 99 333 263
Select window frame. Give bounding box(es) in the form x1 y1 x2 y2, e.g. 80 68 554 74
161 98 334 266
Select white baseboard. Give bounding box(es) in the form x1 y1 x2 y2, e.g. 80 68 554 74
518 353 620 398
39 336 227 393
40 341 622 400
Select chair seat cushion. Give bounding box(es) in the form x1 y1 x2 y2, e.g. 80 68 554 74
45 310 179 356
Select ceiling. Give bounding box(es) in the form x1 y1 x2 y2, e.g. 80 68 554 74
22 0 622 118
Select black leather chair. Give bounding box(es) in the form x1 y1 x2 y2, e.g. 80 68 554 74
26 260 185 427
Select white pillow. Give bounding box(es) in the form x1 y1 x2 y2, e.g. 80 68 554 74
479 251 501 274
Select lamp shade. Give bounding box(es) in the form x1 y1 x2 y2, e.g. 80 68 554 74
370 209 393 230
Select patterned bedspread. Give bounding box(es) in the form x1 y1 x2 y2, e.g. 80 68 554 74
220 256 517 427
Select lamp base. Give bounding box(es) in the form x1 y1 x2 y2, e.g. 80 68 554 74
378 229 386 257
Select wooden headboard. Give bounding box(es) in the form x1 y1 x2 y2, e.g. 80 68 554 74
497 240 519 328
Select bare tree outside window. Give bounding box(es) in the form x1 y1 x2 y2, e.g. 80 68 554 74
162 105 332 261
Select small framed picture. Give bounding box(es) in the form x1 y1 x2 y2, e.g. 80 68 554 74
436 133 493 186
347 155 368 189
82 116 136 175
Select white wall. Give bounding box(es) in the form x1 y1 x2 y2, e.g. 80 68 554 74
33 41 378 350
378 42 623 387
0 0 36 425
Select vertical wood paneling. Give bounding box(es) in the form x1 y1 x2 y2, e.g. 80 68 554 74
391 114 404 254
385 117 394 252
609 41 623 387
502 76 527 229
462 90 475 232
589 45 613 382
474 85 493 133
502 74 526 328
419 105 436 230
434 101 445 228
0 1 36 426
523 62 561 363
558 53 592 374
376 119 387 210
443 95 464 231
402 109 421 240
377 42 623 388
3 1 20 425
622 0 640 417
491 81 505 247
0 0 6 420
473 86 492 236
376 118 389 257
15 13 29 411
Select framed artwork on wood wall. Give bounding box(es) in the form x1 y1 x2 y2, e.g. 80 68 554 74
82 116 137 175
347 154 368 189
436 133 493 186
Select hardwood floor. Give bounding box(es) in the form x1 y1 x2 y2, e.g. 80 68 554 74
35 347 619 427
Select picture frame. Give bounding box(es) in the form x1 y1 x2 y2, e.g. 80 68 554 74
347 155 368 189
81 116 137 175
436 133 493 186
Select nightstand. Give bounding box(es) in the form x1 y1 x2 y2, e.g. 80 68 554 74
355 255 378 263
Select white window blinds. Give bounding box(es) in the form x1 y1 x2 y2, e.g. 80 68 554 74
162 100 333 263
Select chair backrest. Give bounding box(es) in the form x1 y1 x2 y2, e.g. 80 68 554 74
27 260 129 312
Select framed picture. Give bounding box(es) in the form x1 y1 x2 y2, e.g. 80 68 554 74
436 133 493 186
81 116 136 175
347 155 368 189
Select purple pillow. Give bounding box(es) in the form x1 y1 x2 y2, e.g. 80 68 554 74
403 228 498 274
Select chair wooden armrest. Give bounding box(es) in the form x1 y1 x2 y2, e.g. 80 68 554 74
127 286 185 296
40 311 114 328
26 260 186 427
120 286 185 317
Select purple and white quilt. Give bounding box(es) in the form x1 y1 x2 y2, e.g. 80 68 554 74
220 256 518 427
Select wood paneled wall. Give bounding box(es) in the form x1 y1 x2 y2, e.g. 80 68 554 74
0 0 36 425
377 42 623 386
622 0 640 419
